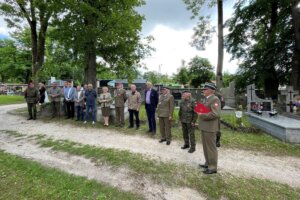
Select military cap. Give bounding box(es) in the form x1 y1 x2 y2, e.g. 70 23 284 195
201 82 217 90
182 90 191 93
161 86 169 90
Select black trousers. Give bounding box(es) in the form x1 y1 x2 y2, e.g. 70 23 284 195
66 101 75 118
129 109 140 128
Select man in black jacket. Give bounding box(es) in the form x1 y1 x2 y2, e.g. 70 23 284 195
145 82 158 134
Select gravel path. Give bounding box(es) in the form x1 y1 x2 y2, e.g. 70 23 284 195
1 104 300 190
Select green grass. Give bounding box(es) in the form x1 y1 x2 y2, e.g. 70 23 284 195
0 95 24 105
221 112 252 129
34 137 300 200
0 150 142 200
221 129 300 157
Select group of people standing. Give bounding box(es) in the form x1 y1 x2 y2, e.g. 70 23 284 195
25 80 221 175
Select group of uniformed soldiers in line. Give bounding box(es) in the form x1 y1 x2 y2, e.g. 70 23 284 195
24 80 221 175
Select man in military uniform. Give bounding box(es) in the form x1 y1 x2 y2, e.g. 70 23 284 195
157 87 174 145
24 80 39 120
114 82 127 127
48 81 62 118
197 83 221 174
179 91 197 153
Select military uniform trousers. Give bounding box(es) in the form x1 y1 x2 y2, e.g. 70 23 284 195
27 103 37 119
115 106 125 126
159 117 172 141
51 101 61 118
182 123 195 149
201 130 218 171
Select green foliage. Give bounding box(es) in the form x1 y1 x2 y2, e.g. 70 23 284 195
0 151 142 200
52 0 152 84
225 0 294 95
0 38 31 83
188 56 214 88
143 71 173 84
222 71 235 87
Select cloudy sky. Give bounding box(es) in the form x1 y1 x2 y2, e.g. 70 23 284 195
0 0 239 76
138 0 239 76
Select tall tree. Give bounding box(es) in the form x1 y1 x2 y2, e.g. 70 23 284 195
0 38 31 83
225 0 294 97
173 60 190 85
0 0 59 80
183 0 224 88
52 0 150 87
188 56 214 88
292 0 300 90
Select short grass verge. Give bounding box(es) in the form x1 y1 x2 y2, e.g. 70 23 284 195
0 150 142 200
35 137 300 200
0 95 24 105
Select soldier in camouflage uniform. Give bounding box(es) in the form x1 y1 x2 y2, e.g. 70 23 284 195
114 82 127 127
179 91 197 153
24 80 39 120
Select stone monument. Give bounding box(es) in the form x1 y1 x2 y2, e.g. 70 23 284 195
246 84 273 112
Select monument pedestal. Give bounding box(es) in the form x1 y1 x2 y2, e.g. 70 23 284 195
246 112 300 144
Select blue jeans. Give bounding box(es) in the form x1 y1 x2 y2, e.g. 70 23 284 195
76 105 84 120
85 104 96 121
146 104 156 132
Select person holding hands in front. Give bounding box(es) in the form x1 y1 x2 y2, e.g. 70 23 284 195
157 87 174 145
197 83 221 175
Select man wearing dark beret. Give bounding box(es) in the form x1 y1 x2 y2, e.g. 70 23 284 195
197 83 221 174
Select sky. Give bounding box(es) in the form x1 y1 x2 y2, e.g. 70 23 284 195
0 0 239 76
137 0 239 76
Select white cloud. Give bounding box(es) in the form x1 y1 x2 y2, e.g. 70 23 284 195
141 24 238 76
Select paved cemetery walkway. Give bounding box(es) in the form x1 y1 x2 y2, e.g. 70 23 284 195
0 104 300 197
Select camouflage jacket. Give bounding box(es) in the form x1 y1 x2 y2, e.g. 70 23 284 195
179 98 197 124
25 87 39 104
114 88 127 107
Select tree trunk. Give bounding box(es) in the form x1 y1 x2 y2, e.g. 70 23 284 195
291 1 300 90
30 21 38 79
84 48 97 87
263 1 279 98
216 0 224 89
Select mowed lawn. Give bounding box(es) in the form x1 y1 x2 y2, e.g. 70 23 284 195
0 151 142 200
0 95 25 105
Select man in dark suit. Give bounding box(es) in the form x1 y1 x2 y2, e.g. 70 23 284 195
145 81 158 134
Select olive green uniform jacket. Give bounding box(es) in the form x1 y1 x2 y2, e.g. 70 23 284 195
25 87 39 104
198 94 221 132
157 93 174 118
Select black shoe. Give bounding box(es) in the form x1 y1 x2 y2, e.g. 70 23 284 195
166 141 171 145
181 145 189 149
216 141 221 148
198 164 208 169
128 126 134 128
75 119 80 121
27 117 33 120
146 130 152 133
159 139 166 143
203 169 217 174
188 148 195 153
